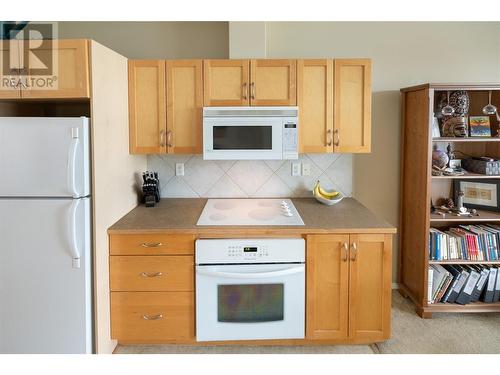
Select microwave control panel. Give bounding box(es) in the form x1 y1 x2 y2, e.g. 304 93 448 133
283 121 298 159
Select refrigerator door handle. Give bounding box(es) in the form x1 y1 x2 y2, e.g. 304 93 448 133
68 199 81 268
67 128 80 198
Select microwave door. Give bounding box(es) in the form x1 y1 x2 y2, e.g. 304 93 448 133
203 117 282 160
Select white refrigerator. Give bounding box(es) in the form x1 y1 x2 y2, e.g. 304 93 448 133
0 117 92 353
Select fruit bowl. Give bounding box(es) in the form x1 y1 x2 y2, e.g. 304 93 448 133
312 181 344 206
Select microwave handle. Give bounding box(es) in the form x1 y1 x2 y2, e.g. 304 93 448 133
196 265 303 279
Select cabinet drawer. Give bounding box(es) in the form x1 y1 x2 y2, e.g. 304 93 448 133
109 234 195 255
110 256 194 292
111 292 194 341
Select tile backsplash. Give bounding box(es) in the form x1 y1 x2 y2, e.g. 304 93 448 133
147 154 352 198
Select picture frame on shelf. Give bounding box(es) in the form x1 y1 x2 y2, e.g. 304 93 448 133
453 178 500 212
469 116 491 137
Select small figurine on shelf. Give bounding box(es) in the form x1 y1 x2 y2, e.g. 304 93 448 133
142 171 160 207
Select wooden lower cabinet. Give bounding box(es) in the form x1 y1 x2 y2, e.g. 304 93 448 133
306 233 392 342
111 292 195 341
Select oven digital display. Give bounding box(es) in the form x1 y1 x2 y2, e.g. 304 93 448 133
243 247 258 252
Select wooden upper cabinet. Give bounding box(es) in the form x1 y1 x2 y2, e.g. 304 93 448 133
306 234 349 340
333 59 371 153
128 60 166 154
0 40 21 99
21 39 90 99
203 59 249 106
166 60 203 154
348 234 392 341
250 59 296 106
297 59 333 153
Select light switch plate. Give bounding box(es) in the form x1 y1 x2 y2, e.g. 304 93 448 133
291 163 301 176
175 163 184 176
301 163 311 176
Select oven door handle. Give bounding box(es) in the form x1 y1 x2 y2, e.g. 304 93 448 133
196 266 304 279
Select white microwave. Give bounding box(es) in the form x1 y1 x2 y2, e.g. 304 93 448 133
202 106 298 160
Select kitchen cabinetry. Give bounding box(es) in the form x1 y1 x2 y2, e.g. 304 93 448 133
128 60 166 154
109 233 195 342
203 59 249 106
297 59 333 153
297 58 371 153
128 59 202 154
0 39 89 99
306 233 392 342
203 59 296 106
333 59 371 153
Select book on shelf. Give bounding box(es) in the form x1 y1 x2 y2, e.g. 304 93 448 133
428 225 500 261
428 264 500 305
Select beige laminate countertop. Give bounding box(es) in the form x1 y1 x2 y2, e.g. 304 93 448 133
108 198 396 235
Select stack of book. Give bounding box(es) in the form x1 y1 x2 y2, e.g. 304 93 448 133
428 264 500 305
429 224 500 261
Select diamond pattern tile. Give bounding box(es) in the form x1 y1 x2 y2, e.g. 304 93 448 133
147 153 352 198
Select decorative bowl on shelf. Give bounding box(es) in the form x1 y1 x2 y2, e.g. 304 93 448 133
312 181 344 206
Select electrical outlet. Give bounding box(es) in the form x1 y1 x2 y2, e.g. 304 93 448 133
301 163 311 176
175 163 184 176
291 163 301 176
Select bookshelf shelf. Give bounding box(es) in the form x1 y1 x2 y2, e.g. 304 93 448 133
432 173 500 179
430 209 500 222
400 83 500 318
432 137 500 142
428 260 500 265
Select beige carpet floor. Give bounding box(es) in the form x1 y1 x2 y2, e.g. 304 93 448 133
115 291 500 354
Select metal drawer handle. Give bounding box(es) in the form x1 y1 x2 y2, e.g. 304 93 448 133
242 82 247 100
341 242 348 262
250 82 256 99
350 242 358 261
142 314 163 321
326 129 333 146
140 272 163 278
334 129 340 146
140 242 163 248
159 130 166 147
167 130 173 147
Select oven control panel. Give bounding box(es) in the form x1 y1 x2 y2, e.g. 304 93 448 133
228 245 269 259
195 239 305 264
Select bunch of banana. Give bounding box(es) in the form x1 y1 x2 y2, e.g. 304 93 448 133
313 180 343 205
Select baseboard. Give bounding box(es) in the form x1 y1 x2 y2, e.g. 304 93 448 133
392 283 399 290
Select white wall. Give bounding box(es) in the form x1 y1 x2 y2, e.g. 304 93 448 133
265 21 500 280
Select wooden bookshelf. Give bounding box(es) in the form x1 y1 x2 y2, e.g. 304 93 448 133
399 83 500 318
429 260 500 265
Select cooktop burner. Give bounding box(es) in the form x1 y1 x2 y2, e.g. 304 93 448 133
196 199 305 226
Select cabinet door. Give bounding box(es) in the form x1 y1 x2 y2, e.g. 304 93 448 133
203 59 249 106
21 39 90 99
128 60 166 154
166 60 203 154
250 59 296 106
333 59 371 153
306 234 349 340
297 59 333 153
0 40 21 99
349 234 392 341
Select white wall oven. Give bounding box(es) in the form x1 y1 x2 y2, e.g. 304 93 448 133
202 107 298 160
195 238 305 342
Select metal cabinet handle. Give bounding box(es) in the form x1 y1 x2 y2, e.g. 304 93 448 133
326 129 333 146
242 82 247 100
334 129 340 147
142 314 163 321
350 242 358 261
341 242 348 262
167 130 173 147
250 82 256 100
140 242 163 248
159 130 166 147
140 272 163 278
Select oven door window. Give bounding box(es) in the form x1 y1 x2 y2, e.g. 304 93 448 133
217 284 284 323
213 126 272 150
